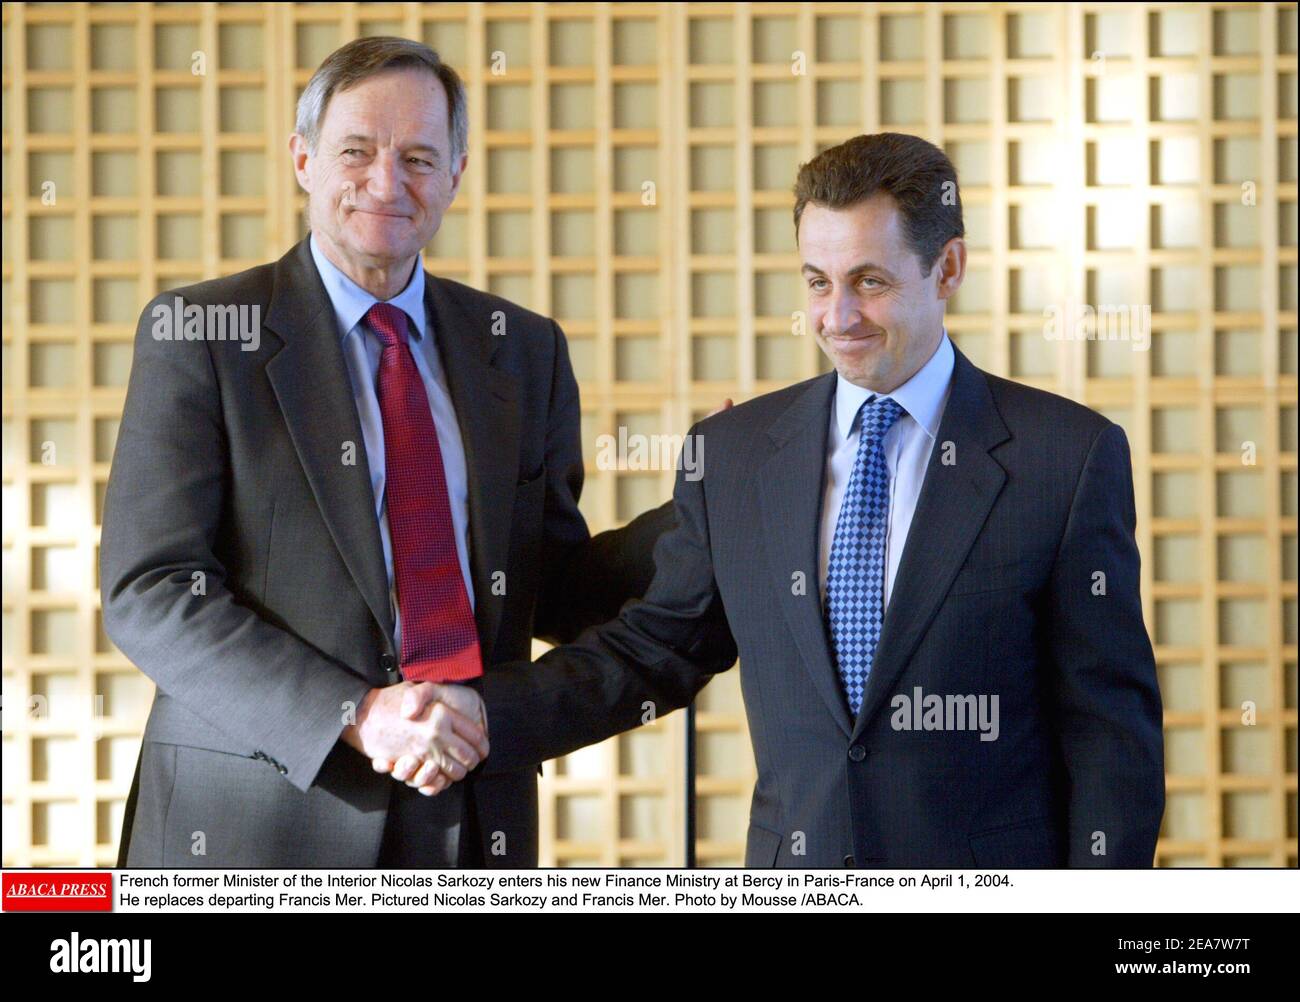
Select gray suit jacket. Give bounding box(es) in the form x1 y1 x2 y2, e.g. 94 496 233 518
479 342 1166 867
102 235 672 866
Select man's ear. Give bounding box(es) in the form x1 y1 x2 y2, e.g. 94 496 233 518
289 134 312 193
935 237 967 301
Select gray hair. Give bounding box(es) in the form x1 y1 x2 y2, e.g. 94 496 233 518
295 36 468 165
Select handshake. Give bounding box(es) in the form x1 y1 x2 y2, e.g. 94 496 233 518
341 682 489 796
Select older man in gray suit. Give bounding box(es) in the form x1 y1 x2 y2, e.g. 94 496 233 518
101 36 681 867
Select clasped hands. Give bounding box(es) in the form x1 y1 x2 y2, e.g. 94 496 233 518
341 681 488 797
339 400 736 795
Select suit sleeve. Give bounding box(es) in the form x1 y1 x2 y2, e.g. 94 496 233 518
99 293 374 793
1043 421 1165 866
479 421 738 774
532 318 677 645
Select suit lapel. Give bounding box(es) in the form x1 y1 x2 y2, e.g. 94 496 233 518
264 237 395 644
262 239 523 667
424 277 520 667
850 343 1010 741
758 373 855 737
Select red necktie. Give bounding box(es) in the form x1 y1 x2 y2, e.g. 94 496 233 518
366 302 482 682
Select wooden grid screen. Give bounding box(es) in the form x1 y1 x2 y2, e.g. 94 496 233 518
1 2 1295 868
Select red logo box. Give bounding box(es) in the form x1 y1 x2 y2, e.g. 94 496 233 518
2 872 113 912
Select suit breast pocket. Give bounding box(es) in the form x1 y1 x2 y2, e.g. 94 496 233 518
947 558 1035 597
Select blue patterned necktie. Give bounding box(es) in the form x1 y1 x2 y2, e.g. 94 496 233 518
826 395 906 716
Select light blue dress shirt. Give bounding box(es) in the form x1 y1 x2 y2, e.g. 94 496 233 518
818 328 956 611
308 232 475 655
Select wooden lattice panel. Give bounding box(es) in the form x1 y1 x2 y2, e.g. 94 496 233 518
1 2 1295 868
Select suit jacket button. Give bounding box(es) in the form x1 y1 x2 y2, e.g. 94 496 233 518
843 855 855 867
277 764 288 776
379 653 398 682
848 745 866 762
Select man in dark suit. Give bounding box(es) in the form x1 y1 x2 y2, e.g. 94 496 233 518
101 37 675 867
389 132 1166 867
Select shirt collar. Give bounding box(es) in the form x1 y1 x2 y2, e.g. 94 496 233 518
308 230 428 341
834 327 955 441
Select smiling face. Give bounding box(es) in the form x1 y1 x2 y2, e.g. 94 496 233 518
291 67 465 297
798 194 965 393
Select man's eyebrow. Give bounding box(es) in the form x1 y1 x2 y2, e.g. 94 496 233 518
852 261 899 281
800 260 899 280
334 134 441 156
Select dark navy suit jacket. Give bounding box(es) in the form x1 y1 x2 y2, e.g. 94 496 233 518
481 341 1166 867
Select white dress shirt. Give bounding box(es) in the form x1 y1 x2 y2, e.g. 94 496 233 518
818 329 956 611
308 232 475 654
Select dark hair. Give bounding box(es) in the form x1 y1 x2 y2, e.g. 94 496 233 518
792 133 964 277
296 37 467 163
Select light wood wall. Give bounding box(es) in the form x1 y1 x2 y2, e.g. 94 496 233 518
1 2 1295 868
